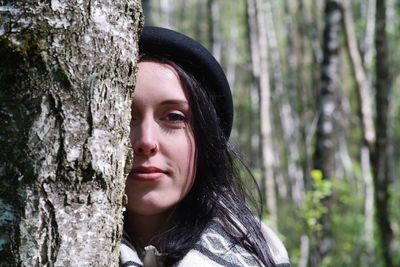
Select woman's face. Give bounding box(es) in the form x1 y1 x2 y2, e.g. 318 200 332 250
126 61 196 217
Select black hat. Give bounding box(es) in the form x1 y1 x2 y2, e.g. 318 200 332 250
138 26 233 139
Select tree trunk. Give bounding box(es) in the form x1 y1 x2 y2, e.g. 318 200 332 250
361 146 375 266
341 1 376 264
255 0 277 231
245 0 261 169
207 0 221 62
297 0 317 191
159 0 172 28
142 0 154 25
272 0 304 205
245 0 277 230
373 0 394 266
312 1 341 266
361 0 376 70
0 1 143 266
342 0 375 150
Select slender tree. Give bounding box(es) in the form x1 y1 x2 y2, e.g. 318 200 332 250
159 0 172 28
142 0 154 25
361 0 376 70
255 0 278 230
312 1 342 266
245 0 262 169
373 0 394 266
207 0 221 62
0 0 142 265
341 0 376 264
272 0 304 205
245 0 277 230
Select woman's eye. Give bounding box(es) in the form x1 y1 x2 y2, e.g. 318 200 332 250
164 113 187 122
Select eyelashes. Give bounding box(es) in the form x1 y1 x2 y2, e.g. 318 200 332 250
130 111 191 129
163 112 188 123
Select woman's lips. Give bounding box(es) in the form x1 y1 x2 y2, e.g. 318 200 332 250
130 166 165 181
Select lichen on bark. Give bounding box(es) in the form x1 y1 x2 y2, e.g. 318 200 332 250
0 0 143 266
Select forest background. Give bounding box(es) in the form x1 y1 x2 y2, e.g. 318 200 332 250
141 0 399 267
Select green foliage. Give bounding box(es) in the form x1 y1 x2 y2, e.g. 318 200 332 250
303 170 332 234
329 178 366 266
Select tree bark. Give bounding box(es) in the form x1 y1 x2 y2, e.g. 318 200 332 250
0 0 143 266
255 0 277 231
207 0 221 62
341 1 376 264
245 0 261 169
373 0 394 266
245 0 277 230
361 0 376 69
342 0 375 150
142 0 154 25
312 1 341 266
159 0 172 28
273 0 304 205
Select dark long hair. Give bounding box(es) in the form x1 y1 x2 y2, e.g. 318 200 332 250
137 55 277 266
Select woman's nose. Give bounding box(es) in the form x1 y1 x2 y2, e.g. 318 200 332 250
131 120 158 156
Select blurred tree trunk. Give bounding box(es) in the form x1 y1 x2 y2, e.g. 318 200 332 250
225 18 238 91
361 0 376 70
312 1 341 266
207 0 221 62
160 0 172 28
0 0 142 266
274 0 304 205
245 0 261 169
342 0 375 151
361 146 375 265
300 0 323 194
142 0 154 25
341 0 376 264
255 0 277 230
266 1 288 200
373 0 394 266
245 0 277 230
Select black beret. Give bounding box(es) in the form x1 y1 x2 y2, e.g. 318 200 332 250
139 26 233 139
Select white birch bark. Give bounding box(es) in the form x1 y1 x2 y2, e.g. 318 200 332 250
267 0 304 204
245 0 261 169
207 0 221 63
362 0 376 68
0 0 143 265
255 0 277 231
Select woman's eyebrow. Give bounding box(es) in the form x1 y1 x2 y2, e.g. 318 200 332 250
160 99 189 106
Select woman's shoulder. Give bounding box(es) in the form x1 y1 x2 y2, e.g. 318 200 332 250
259 223 290 267
178 221 259 266
178 220 290 267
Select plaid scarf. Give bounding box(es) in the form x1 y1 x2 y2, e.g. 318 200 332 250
120 221 290 267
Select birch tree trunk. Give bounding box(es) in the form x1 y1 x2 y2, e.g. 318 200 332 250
342 0 375 150
0 1 142 266
142 0 154 25
373 0 394 266
255 0 277 231
341 1 376 264
207 0 221 63
362 0 376 70
312 1 341 266
269 0 304 205
159 0 172 28
245 0 261 169
245 0 277 230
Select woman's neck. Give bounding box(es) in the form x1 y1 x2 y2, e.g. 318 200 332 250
124 209 176 249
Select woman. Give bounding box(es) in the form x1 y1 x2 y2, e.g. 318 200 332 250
121 26 290 267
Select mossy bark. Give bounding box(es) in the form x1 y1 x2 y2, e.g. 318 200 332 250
0 0 143 266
